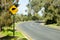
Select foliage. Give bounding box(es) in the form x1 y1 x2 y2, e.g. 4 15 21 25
16 13 43 21
0 0 13 31
0 27 25 40
29 0 60 25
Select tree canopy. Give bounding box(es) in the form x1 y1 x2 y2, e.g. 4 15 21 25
28 0 60 25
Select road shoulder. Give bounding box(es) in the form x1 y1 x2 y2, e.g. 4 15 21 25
40 23 60 30
15 22 32 40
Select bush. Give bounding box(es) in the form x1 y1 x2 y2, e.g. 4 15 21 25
45 19 57 25
32 16 39 20
57 21 60 26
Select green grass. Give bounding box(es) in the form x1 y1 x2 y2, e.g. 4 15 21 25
47 24 60 29
15 31 24 38
0 31 24 38
0 26 25 40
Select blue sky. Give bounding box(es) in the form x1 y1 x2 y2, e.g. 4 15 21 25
15 0 44 16
17 0 29 15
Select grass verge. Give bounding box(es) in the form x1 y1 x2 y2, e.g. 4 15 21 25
47 24 60 30
0 26 27 40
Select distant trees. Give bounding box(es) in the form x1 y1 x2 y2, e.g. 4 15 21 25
15 13 43 21
28 0 60 26
44 0 60 25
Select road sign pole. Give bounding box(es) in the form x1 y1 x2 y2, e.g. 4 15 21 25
13 14 15 37
9 5 18 37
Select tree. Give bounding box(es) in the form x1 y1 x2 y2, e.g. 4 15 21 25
0 0 13 31
28 0 60 25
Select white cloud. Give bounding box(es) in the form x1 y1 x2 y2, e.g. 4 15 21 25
17 0 29 15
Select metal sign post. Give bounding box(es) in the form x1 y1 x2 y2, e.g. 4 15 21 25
13 14 15 37
9 5 18 37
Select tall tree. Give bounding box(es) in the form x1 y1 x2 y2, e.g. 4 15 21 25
0 0 13 31
28 0 60 25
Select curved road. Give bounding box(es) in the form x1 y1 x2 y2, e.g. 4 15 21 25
16 21 60 40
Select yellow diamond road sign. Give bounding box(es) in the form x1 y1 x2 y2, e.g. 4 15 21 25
9 5 18 14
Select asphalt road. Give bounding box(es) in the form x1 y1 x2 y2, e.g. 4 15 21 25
16 21 60 40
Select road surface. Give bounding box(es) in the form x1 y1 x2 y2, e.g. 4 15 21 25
16 21 60 40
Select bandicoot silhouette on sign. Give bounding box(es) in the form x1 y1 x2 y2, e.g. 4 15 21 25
9 5 18 14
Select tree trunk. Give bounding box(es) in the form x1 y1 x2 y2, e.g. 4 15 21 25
0 26 2 32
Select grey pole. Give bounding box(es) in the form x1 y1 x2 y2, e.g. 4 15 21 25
13 14 15 37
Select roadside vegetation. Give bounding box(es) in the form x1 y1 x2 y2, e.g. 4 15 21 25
0 26 26 40
0 0 27 40
16 0 60 27
27 0 60 26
